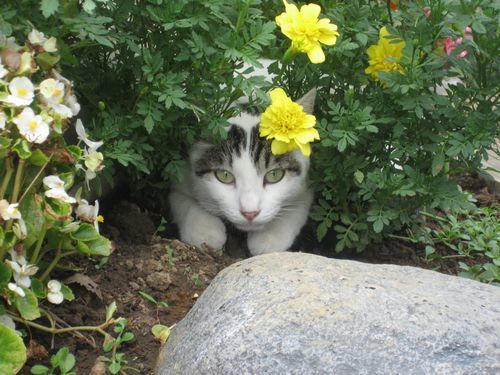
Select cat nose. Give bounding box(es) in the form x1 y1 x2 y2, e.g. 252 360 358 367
241 210 260 221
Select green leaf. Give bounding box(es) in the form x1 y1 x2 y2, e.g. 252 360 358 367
0 323 27 375
30 364 50 374
12 139 32 160
36 52 61 70
31 278 46 298
61 283 75 301
0 262 12 286
70 223 100 242
106 301 117 322
55 347 75 374
14 289 41 320
0 136 12 158
121 331 134 342
40 0 60 18
138 291 157 304
109 361 121 375
354 170 364 183
431 152 445 176
373 218 384 233
152 324 170 344
29 150 49 167
316 221 328 241
83 236 112 256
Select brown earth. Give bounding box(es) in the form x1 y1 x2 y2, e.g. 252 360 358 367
21 172 497 374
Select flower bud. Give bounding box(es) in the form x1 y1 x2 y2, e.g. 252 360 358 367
0 48 21 70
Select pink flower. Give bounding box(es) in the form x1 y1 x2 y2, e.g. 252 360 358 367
464 26 473 40
443 37 467 58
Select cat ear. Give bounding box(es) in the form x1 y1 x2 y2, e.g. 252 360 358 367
296 88 317 114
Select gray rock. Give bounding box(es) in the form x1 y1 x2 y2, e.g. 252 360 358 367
156 252 500 375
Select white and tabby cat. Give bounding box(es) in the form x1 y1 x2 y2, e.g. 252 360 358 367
169 89 316 256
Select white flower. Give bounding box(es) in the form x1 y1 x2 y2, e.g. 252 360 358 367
6 249 38 289
0 58 8 79
13 217 28 240
12 107 50 144
66 94 81 116
39 78 65 106
28 29 46 45
28 29 57 52
76 199 104 232
47 280 64 304
43 175 76 204
8 283 25 297
51 103 73 119
3 77 35 106
43 37 57 53
75 119 103 151
0 315 21 335
0 111 6 129
0 199 22 220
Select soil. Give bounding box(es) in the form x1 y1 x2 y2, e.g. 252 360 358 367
21 173 498 374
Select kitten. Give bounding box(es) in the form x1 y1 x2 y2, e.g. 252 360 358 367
169 89 316 256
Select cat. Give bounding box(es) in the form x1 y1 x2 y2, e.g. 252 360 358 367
169 89 316 256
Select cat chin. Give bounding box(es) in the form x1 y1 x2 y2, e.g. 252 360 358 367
234 222 265 232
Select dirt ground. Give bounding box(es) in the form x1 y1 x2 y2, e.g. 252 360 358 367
21 173 497 374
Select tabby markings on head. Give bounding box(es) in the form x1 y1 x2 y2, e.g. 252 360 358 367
194 123 301 177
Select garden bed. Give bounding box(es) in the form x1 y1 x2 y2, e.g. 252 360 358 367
21 173 498 374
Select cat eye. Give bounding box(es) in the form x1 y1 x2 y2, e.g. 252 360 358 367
264 169 285 184
214 170 235 184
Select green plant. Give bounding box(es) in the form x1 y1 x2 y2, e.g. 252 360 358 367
3 0 497 254
415 207 499 283
30 347 76 375
102 317 136 374
138 290 169 309
0 30 112 372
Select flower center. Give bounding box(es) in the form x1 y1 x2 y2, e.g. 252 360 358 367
17 88 27 97
97 215 104 223
29 120 38 130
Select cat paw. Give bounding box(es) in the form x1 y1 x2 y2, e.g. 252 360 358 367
247 230 293 256
180 210 227 250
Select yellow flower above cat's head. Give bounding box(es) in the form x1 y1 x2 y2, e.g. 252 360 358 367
260 88 319 157
275 1 339 64
365 26 406 82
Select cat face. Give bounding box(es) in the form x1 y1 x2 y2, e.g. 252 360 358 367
189 113 310 231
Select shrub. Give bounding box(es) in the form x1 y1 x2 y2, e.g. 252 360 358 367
0 30 111 372
2 0 498 254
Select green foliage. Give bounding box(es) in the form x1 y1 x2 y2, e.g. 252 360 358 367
3 0 498 254
0 322 26 375
0 30 110 371
3 0 276 204
304 0 498 251
30 347 76 375
102 317 135 374
418 207 499 284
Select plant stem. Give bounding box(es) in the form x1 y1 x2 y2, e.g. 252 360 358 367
9 313 112 336
30 224 48 264
19 153 53 204
40 249 77 281
10 158 25 204
0 157 14 200
5 159 25 232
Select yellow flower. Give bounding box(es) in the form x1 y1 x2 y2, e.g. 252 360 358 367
275 1 339 64
365 26 406 82
260 88 319 157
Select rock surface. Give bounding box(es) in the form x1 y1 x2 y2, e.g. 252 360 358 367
156 252 500 374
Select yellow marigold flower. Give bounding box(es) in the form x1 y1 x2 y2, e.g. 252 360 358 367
275 1 339 64
260 88 319 157
365 26 406 82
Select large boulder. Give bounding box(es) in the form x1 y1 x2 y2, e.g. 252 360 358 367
156 252 500 374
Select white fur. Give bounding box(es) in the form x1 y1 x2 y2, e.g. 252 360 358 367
169 91 316 256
